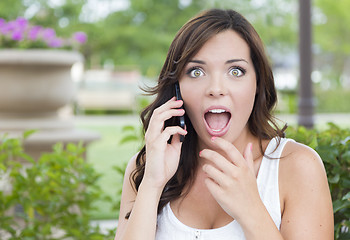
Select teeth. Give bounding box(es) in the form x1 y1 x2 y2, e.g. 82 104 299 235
208 109 226 113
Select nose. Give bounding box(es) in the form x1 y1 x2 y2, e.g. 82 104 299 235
205 74 228 97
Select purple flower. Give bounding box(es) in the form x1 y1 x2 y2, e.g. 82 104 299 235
12 30 23 41
1 17 86 49
15 17 28 30
0 19 6 35
42 28 56 41
73 31 87 44
47 37 64 48
28 25 42 40
0 18 5 27
5 20 17 32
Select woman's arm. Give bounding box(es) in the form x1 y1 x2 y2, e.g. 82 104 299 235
114 154 164 240
114 97 187 240
278 142 334 240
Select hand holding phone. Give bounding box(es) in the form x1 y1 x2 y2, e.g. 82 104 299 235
175 82 185 142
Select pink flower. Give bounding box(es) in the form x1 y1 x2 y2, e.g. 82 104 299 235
47 38 64 48
28 25 42 40
0 19 6 35
0 18 5 27
12 30 23 41
73 31 87 44
15 17 28 30
42 28 56 41
1 16 87 49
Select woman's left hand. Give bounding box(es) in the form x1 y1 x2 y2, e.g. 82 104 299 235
200 137 263 224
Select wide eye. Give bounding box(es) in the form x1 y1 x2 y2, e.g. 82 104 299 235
229 67 244 77
189 68 204 78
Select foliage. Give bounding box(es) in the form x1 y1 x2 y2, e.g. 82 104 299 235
0 132 115 239
0 16 86 49
313 0 350 87
315 89 350 113
286 123 350 240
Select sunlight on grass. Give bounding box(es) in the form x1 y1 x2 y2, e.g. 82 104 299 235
76 116 141 219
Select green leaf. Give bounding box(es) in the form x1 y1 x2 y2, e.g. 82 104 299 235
329 173 340 184
119 135 139 144
0 163 6 172
333 199 350 213
122 125 136 131
22 129 37 139
342 192 350 201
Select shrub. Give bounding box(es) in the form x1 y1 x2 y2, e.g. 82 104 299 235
0 132 115 239
286 123 350 240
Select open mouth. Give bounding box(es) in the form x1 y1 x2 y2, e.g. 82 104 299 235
204 108 231 136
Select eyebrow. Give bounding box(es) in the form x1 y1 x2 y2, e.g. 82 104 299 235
189 59 248 64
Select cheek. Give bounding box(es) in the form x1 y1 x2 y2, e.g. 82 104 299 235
232 80 256 116
179 82 202 125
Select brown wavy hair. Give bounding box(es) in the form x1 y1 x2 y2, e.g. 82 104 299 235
126 8 285 219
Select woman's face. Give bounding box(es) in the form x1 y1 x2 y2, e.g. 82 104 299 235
179 30 257 149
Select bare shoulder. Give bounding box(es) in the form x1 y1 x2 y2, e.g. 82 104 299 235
279 140 334 239
279 140 329 200
280 140 326 174
279 140 327 188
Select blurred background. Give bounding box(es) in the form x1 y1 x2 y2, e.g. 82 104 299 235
0 0 349 232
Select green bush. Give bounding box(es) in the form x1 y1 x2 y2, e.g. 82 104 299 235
0 132 115 240
286 123 350 240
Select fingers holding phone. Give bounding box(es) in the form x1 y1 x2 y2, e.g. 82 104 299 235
144 96 187 188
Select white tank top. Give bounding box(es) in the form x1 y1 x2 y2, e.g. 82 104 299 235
155 137 293 240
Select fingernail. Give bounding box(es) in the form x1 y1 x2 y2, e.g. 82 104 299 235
249 143 253 151
211 137 216 142
199 150 202 156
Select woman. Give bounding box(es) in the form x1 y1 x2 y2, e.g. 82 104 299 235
115 9 333 240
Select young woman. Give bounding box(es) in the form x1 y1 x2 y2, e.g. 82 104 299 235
115 9 333 240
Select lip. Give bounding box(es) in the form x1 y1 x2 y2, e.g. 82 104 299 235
203 105 232 137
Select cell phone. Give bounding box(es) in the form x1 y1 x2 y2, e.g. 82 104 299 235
175 82 185 142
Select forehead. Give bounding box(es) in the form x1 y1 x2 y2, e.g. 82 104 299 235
190 30 251 62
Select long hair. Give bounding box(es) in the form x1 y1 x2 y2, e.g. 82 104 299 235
126 9 285 218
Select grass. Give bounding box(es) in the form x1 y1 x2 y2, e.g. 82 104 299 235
76 115 142 220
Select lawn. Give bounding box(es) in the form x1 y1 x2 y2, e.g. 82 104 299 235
76 115 142 220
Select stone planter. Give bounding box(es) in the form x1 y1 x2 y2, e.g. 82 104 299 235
0 49 83 115
0 49 99 160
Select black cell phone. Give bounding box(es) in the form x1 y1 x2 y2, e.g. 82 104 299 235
175 82 185 142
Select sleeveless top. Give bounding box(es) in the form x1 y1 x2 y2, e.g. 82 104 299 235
155 137 294 240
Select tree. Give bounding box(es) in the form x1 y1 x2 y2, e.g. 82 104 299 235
313 0 350 88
